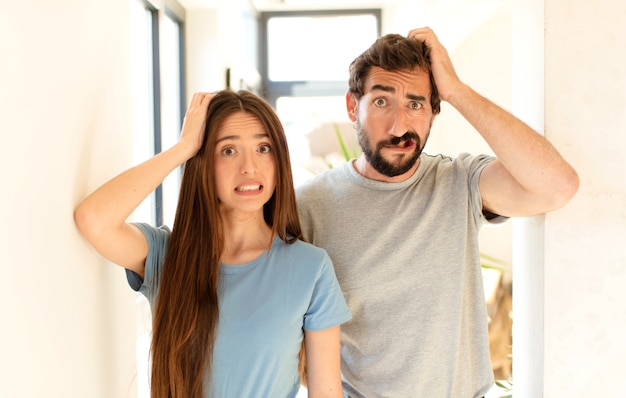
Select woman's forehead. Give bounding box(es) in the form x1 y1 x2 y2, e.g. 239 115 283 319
216 112 267 140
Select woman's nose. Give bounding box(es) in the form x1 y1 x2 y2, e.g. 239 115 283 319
240 152 258 174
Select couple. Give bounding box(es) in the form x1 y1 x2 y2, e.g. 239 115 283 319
74 27 578 397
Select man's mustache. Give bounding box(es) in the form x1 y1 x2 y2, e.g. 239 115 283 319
383 132 420 147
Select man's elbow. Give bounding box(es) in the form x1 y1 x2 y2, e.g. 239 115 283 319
548 168 580 211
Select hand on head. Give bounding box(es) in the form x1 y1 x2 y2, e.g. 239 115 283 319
407 27 462 101
179 92 216 159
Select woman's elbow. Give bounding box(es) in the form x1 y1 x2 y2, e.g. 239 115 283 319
73 201 103 241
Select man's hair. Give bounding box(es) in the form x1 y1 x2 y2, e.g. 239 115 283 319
348 33 441 114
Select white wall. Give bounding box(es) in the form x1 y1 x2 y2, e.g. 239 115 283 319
0 1 138 397
185 0 259 94
511 0 626 396
2 0 625 397
185 9 222 91
543 0 626 396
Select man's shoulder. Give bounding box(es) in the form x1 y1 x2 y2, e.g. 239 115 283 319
421 152 494 174
296 163 348 195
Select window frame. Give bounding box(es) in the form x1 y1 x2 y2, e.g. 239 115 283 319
137 0 186 226
131 4 186 396
259 9 381 107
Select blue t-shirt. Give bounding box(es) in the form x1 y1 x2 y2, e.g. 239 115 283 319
126 223 351 398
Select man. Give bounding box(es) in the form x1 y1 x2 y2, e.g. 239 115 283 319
296 27 578 397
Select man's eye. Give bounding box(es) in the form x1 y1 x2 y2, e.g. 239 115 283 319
373 98 387 107
221 147 236 156
258 144 272 154
410 101 423 110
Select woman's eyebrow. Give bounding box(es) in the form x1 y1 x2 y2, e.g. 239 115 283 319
216 133 269 144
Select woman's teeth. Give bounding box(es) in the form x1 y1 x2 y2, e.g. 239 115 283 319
236 185 261 192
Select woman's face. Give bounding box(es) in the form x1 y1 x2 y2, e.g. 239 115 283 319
213 111 277 218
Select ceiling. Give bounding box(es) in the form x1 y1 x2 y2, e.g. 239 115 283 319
179 0 386 11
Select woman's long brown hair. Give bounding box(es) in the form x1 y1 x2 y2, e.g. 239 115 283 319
149 90 303 397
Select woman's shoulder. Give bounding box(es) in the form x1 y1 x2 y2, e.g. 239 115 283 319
272 238 331 269
133 222 171 240
277 237 326 254
292 238 328 254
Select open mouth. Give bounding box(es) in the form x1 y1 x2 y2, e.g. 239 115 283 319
398 139 415 148
385 139 416 149
235 184 262 192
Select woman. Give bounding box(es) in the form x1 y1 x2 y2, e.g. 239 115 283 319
74 90 351 397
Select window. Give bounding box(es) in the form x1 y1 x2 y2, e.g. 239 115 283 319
131 0 185 228
131 0 157 225
260 9 380 105
159 9 185 227
131 1 185 396
260 9 380 186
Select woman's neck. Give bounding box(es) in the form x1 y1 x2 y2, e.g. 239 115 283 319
220 212 273 265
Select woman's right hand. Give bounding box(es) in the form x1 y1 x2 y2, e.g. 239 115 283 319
179 92 216 159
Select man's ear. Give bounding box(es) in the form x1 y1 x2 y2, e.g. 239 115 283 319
429 114 436 129
346 91 358 122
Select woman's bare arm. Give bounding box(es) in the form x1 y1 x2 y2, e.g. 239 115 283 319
304 326 343 398
74 92 213 278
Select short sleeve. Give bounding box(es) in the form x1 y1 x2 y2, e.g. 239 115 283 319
457 153 509 226
303 252 352 331
124 223 170 307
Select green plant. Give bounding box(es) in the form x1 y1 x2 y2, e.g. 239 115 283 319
323 123 361 169
480 252 510 272
495 378 513 398
334 123 360 160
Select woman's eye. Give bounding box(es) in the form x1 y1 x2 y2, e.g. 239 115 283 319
373 98 387 107
221 147 236 156
258 144 272 154
410 101 423 110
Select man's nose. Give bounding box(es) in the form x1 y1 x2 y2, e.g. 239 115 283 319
387 109 409 137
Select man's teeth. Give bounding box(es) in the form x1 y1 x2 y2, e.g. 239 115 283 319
236 185 261 192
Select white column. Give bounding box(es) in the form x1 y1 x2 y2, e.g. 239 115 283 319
511 0 545 396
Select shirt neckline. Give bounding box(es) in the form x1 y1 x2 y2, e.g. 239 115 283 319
343 155 427 191
220 236 282 274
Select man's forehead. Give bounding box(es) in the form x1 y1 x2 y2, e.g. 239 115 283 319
363 67 430 95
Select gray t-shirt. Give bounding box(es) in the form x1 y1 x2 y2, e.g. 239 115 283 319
296 153 502 398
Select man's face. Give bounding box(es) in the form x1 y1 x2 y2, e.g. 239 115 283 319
347 67 435 181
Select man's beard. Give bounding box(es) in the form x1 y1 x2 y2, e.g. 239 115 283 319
356 123 424 177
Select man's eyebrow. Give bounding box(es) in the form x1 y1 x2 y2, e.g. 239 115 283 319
407 94 427 102
370 84 395 93
216 133 269 144
370 84 427 102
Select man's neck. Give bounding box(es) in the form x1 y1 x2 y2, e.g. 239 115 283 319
352 156 420 183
